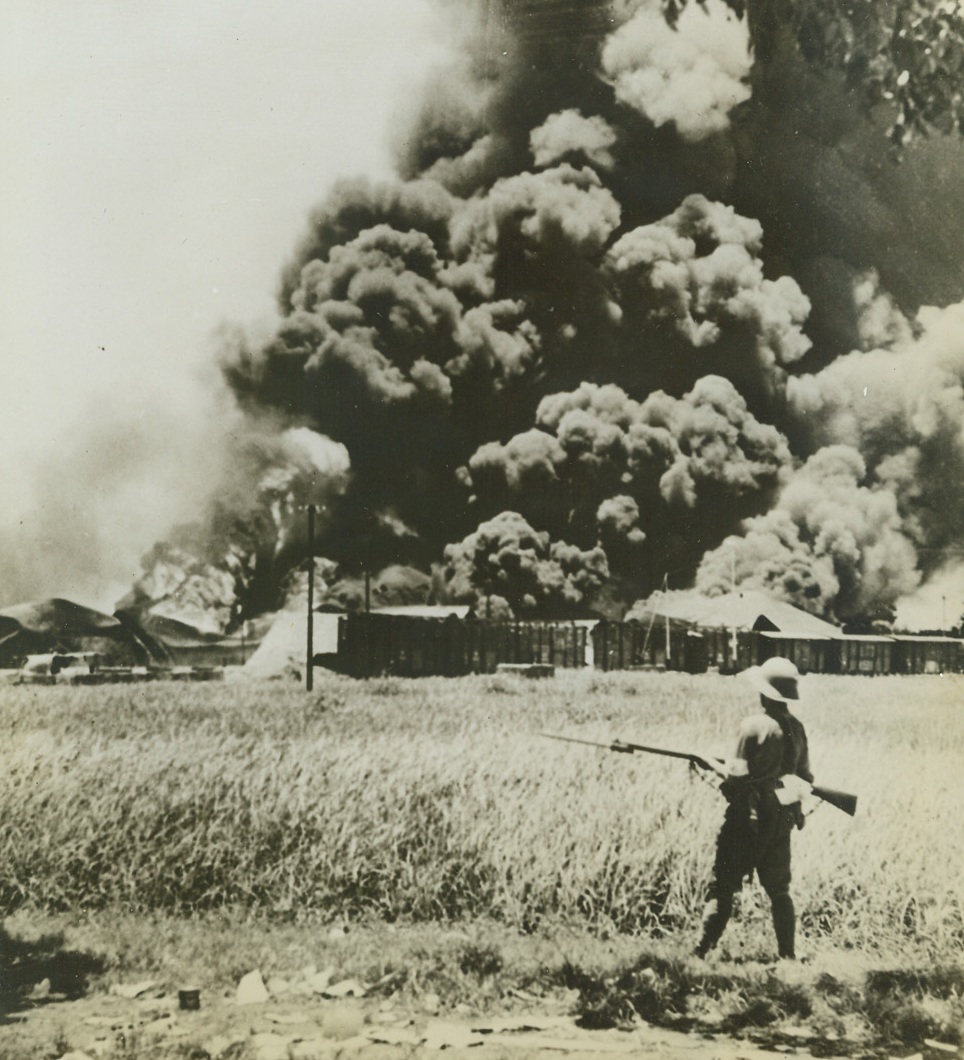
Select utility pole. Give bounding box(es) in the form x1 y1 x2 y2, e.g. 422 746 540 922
662 573 671 667
363 519 373 678
730 549 738 665
364 511 373 614
306 504 316 692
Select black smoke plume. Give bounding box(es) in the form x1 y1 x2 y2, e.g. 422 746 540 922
139 0 964 625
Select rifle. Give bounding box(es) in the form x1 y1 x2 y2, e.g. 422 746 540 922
541 732 858 817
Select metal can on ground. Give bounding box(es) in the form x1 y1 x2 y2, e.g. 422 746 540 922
178 988 201 1011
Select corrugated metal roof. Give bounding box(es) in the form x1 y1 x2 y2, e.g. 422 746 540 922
759 631 834 641
0 597 122 635
639 590 840 637
890 635 962 644
373 605 471 619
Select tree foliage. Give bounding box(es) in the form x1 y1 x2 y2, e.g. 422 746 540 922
665 0 964 144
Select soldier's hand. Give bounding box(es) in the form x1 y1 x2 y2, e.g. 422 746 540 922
719 777 740 802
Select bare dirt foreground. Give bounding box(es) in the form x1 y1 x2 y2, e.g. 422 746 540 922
1 979 874 1060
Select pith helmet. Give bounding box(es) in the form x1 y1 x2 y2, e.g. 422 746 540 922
745 656 801 702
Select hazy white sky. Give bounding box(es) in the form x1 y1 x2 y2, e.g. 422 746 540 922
0 0 448 607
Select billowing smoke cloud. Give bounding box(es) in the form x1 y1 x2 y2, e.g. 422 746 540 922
437 511 609 617
694 295 964 620
127 424 349 628
319 564 432 614
606 194 812 392
530 110 618 171
601 0 751 142
123 0 964 627
458 375 791 600
787 299 964 614
696 446 920 620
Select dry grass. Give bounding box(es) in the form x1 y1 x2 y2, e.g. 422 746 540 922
1 670 962 966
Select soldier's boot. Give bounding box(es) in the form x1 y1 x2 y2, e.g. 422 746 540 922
695 894 732 958
770 892 796 959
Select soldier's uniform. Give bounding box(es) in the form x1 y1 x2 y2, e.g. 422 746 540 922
695 657 813 960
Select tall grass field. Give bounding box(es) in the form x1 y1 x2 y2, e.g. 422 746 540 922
2 670 961 966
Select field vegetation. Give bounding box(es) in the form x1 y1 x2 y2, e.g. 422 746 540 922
1 671 962 1052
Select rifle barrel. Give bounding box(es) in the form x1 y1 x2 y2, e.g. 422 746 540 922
540 732 628 753
541 733 724 773
617 741 701 763
541 735 853 815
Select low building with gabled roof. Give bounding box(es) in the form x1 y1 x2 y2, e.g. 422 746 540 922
630 588 840 637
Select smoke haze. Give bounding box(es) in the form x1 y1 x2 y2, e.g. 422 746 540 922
0 0 443 612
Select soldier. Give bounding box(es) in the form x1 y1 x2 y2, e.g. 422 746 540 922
695 656 813 961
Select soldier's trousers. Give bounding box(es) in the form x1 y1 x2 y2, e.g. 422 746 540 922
696 802 796 958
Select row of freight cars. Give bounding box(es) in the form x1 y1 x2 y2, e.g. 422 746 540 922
322 614 964 678
598 624 962 676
